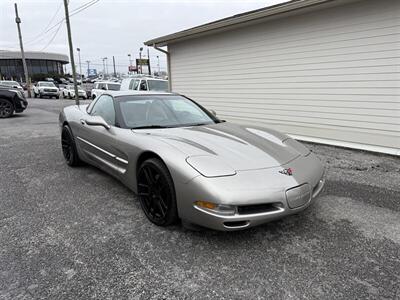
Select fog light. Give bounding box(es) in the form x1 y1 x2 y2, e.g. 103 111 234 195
194 201 236 216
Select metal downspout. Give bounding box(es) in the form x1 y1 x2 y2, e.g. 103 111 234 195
153 44 172 92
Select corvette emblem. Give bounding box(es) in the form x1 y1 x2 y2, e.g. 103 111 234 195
279 168 293 176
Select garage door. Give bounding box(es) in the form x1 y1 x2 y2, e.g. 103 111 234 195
169 0 400 155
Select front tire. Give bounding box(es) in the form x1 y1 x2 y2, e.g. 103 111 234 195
61 125 81 166
0 99 14 118
137 158 178 226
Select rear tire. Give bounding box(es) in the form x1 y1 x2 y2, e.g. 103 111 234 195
137 158 178 226
0 99 14 118
61 125 81 167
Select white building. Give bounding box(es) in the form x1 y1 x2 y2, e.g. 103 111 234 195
145 0 400 155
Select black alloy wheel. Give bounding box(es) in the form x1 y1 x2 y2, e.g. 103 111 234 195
61 125 81 166
0 99 14 118
137 158 178 226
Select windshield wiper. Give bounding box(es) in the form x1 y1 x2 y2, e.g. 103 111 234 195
131 125 172 129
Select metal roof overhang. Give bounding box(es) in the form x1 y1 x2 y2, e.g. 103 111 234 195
144 0 361 47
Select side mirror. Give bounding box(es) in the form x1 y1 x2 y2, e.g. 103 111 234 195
210 109 217 117
101 86 107 90
84 115 111 129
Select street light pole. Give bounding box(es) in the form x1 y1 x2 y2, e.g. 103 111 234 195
139 47 143 74
105 57 108 77
77 48 82 83
63 0 79 105
86 60 90 77
14 3 31 97
157 55 160 74
128 54 132 74
102 57 106 78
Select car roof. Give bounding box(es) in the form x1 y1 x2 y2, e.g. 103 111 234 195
107 90 175 97
94 81 120 85
121 77 167 81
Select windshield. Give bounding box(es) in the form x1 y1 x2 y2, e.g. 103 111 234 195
147 80 168 91
107 83 120 91
116 95 218 129
39 82 55 87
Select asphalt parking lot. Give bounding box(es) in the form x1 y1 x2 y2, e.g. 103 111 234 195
0 98 399 299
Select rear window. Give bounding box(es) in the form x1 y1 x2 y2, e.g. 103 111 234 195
147 80 168 91
107 83 120 91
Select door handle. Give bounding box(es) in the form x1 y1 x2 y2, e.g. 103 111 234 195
80 119 86 125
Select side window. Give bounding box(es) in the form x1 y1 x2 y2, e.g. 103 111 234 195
128 79 135 90
90 95 116 125
133 80 139 90
139 80 148 91
94 83 99 89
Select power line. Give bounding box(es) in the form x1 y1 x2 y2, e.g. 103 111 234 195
39 20 64 51
24 2 63 45
22 0 100 47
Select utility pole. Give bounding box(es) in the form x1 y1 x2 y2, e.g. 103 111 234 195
63 0 79 105
14 3 31 97
147 47 151 75
77 48 82 83
86 60 90 77
157 55 160 75
112 56 116 78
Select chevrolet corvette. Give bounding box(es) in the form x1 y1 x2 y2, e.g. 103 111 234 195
59 91 325 231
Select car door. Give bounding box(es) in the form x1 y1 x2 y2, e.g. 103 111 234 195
77 94 127 178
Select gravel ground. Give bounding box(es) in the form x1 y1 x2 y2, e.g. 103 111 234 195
0 98 399 299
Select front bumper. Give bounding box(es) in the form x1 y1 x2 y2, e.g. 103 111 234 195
15 96 28 113
40 90 59 96
176 153 325 231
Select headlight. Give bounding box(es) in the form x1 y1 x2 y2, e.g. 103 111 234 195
9 89 24 99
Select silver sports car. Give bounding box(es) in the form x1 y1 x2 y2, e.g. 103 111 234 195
59 91 325 231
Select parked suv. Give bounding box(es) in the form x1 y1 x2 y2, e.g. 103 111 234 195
0 85 28 118
91 81 121 99
33 81 60 99
120 77 168 92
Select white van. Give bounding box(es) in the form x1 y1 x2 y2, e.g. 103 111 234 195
91 81 121 99
120 77 168 92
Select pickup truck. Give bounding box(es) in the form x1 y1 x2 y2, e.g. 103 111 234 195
33 81 60 99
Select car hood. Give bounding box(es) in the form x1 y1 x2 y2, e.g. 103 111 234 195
139 122 302 171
